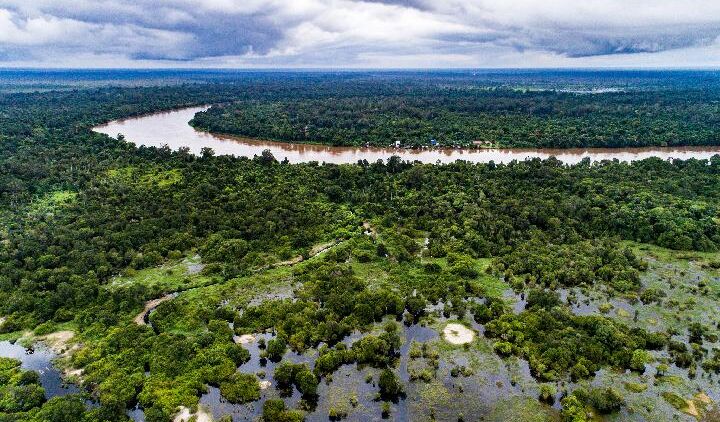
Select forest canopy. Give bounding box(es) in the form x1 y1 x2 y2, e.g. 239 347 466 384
0 71 719 421
188 72 720 148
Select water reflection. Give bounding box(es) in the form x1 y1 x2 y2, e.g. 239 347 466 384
0 340 81 399
93 107 720 165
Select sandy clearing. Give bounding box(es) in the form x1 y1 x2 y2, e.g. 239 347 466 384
695 392 712 404
38 330 85 381
66 368 84 378
234 334 256 344
134 294 174 325
442 323 475 345
40 330 75 354
272 255 304 267
685 399 699 418
310 241 338 256
174 406 212 422
363 222 377 238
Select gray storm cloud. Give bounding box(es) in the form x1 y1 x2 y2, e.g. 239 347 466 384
0 0 719 67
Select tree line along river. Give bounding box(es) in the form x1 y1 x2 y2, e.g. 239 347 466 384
93 106 720 165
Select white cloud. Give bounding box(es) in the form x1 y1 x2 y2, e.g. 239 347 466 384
0 0 718 67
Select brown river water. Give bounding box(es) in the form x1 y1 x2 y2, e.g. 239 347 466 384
93 106 720 165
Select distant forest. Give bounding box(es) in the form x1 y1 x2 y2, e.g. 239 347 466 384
186 71 720 148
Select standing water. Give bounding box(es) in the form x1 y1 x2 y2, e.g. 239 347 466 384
0 340 81 398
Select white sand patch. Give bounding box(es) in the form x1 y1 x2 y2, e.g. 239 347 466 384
41 330 75 353
66 368 84 378
695 392 712 404
259 380 271 390
442 323 475 345
174 406 212 422
234 334 256 344
39 330 84 382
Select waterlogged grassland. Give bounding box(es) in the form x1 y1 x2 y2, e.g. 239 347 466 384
148 265 297 335
57 231 547 421
519 242 720 422
631 243 720 329
405 319 551 421
0 217 716 422
6 233 720 421
350 257 506 299
109 255 213 293
45 236 720 421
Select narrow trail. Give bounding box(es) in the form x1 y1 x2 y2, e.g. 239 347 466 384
255 238 345 272
133 294 175 325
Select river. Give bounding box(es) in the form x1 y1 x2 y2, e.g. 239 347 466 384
93 106 720 164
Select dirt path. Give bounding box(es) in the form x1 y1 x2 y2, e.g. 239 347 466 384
258 239 344 271
133 294 175 325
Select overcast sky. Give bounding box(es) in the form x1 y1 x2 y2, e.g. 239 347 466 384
0 0 719 68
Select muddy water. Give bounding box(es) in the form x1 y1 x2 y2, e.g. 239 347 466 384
93 107 720 165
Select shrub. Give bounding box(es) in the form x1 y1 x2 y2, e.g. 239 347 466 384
586 387 625 414
539 383 556 404
34 395 87 422
570 362 590 381
560 394 588 422
378 369 403 399
295 367 319 397
219 373 260 404
493 341 513 356
273 362 318 397
526 290 561 310
266 337 287 362
262 399 304 422
629 349 654 372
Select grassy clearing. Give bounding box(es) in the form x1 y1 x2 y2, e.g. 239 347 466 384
109 255 213 294
148 265 295 335
486 396 559 422
27 190 77 216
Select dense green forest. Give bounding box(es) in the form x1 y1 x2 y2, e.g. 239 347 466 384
188 73 720 148
0 72 719 421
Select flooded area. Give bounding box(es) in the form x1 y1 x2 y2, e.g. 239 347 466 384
93 107 720 165
0 340 81 399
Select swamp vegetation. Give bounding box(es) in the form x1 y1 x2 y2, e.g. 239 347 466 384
0 71 719 421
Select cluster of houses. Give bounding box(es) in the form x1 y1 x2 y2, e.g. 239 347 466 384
391 138 438 148
387 138 495 149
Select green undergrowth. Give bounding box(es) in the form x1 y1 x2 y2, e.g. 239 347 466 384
109 255 213 294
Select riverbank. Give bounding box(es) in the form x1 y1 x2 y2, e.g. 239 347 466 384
93 106 720 165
